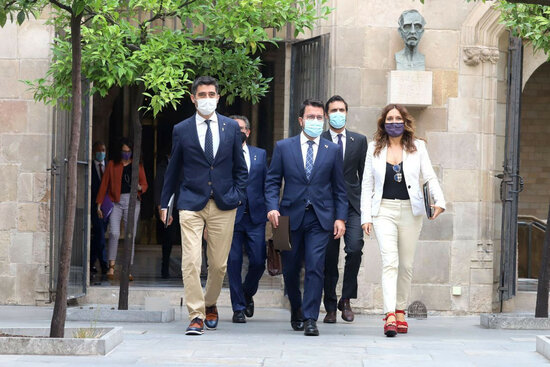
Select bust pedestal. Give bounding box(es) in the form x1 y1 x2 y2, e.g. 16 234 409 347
387 70 432 107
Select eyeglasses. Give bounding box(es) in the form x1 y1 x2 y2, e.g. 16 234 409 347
305 114 324 121
393 163 403 183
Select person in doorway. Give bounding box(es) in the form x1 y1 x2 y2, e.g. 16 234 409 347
265 99 348 336
154 146 181 279
160 76 248 335
361 104 445 337
96 137 148 281
321 96 368 323
90 141 108 277
226 115 267 324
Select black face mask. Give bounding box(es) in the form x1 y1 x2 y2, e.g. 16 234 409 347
240 132 247 143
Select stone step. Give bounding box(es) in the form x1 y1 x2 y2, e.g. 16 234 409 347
81 286 290 309
502 290 550 313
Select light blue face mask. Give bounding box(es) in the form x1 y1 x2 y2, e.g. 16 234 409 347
329 112 346 129
303 119 324 138
95 152 105 162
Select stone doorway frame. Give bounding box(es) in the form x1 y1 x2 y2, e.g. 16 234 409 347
458 2 550 310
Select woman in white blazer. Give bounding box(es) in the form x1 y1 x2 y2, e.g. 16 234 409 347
361 104 445 337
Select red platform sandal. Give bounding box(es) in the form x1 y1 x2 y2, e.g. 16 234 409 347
395 309 408 334
383 312 397 337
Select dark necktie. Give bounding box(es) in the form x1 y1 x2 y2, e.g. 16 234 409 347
305 140 314 181
243 148 249 172
204 119 214 163
337 134 344 159
99 163 104 178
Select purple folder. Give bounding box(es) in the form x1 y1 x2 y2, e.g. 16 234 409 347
100 195 114 221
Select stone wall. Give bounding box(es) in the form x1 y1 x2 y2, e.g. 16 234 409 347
304 1 509 313
518 62 550 220
0 17 53 305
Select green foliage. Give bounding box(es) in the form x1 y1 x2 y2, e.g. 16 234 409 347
496 2 550 56
2 0 332 115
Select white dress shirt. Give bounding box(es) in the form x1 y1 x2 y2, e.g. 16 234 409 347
242 143 250 172
300 132 320 168
329 128 346 157
94 159 105 178
196 113 220 158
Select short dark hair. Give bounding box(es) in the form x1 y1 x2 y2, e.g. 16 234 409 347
325 95 348 113
111 137 133 163
229 115 250 130
191 76 219 95
299 99 324 118
92 141 105 151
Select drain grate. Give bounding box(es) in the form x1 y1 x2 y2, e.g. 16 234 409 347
407 300 428 319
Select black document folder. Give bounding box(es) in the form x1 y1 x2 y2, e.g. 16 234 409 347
272 216 292 251
423 182 434 219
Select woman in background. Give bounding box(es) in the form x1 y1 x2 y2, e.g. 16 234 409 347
96 137 148 280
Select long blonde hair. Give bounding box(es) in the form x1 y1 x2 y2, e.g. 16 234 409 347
373 104 421 157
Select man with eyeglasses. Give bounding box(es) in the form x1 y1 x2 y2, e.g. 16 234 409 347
226 115 267 324
321 95 368 324
265 99 348 336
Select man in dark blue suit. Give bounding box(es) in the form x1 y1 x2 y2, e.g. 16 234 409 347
90 141 108 277
160 76 248 335
321 95 368 323
265 99 348 336
226 115 267 323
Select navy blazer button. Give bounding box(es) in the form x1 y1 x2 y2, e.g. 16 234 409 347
211 166 214 170
208 181 212 186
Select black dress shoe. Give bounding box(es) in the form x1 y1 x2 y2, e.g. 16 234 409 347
244 294 254 318
232 310 246 323
290 308 304 331
323 311 337 323
304 319 319 336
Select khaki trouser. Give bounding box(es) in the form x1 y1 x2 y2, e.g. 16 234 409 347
373 199 422 313
179 200 237 320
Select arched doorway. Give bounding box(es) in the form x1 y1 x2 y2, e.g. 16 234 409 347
517 61 550 281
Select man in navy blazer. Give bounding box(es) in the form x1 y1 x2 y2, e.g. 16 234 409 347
265 99 348 336
226 115 267 324
160 76 248 335
90 141 108 277
321 95 368 324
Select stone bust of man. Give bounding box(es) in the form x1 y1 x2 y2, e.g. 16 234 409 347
395 9 426 70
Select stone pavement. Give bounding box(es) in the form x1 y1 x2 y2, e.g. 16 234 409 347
0 305 548 366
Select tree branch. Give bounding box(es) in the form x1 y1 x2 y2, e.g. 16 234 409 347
141 0 198 28
506 0 550 6
49 0 72 14
3 0 17 10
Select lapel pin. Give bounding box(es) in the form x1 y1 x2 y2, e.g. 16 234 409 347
254 155 257 161
350 136 354 142
324 144 328 148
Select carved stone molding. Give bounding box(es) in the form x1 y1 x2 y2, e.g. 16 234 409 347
463 46 500 66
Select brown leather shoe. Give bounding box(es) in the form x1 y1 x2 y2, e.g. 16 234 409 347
205 305 219 330
185 317 204 335
323 311 337 323
338 298 354 322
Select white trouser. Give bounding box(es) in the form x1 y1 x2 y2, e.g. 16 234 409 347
108 193 141 264
373 199 422 313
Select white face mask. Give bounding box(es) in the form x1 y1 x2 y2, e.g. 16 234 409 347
196 98 218 116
